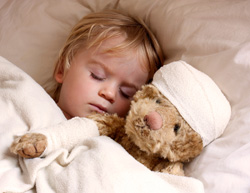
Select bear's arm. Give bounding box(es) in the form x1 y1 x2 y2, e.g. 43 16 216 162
87 113 125 139
10 117 99 158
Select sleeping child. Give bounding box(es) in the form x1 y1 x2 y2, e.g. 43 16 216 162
10 9 164 158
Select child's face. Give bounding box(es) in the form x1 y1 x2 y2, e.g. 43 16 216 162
55 36 148 119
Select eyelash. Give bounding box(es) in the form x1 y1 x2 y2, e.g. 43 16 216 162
91 72 132 100
91 73 105 81
120 89 130 99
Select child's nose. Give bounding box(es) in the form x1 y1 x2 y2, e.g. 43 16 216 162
99 86 116 104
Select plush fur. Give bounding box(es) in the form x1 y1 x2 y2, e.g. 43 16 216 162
89 84 203 175
10 84 203 175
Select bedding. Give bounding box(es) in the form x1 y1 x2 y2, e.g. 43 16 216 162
0 56 204 193
0 0 250 193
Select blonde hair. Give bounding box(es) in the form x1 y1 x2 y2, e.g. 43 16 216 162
53 9 164 101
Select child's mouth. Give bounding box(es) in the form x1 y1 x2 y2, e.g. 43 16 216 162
89 103 107 114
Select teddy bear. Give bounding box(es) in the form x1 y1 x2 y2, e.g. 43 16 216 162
10 61 231 176
87 86 203 176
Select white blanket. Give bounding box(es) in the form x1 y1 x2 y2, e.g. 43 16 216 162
0 56 204 193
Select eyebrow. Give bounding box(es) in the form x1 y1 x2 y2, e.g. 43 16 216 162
90 58 139 90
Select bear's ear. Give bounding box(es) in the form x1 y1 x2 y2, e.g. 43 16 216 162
133 84 160 102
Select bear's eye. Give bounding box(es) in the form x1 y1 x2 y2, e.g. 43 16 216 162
174 124 180 134
156 99 161 104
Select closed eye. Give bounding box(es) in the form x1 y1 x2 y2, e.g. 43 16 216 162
91 73 105 81
119 87 136 100
120 91 130 99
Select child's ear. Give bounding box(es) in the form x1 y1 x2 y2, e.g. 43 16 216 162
54 65 64 83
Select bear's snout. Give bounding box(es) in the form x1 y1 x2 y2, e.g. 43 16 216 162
144 111 162 130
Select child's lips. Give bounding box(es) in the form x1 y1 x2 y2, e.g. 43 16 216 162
89 103 107 114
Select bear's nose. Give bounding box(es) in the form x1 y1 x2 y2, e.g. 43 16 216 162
144 111 162 130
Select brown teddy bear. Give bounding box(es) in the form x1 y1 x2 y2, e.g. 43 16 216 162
88 86 203 176
10 61 231 176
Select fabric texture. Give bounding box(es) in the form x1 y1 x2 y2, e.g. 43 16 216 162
152 61 231 147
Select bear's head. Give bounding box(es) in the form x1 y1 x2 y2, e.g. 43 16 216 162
125 61 231 163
